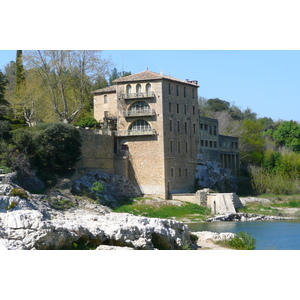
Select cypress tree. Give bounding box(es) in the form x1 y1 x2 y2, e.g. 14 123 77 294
16 50 25 88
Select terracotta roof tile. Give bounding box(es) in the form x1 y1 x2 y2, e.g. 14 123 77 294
113 70 199 86
92 85 117 94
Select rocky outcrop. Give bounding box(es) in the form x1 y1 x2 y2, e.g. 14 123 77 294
71 170 141 207
192 231 236 242
195 159 237 192
0 181 192 250
206 213 294 222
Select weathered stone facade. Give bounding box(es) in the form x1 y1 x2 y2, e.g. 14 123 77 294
76 128 115 174
199 116 239 173
88 70 239 199
93 70 199 198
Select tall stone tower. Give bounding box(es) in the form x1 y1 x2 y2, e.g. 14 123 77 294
93 70 200 198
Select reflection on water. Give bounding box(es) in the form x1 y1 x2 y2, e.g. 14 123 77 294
187 220 300 250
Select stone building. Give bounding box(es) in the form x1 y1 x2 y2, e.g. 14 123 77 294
93 70 200 198
91 70 239 199
199 116 239 173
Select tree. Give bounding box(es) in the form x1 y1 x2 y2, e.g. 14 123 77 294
239 119 265 165
108 68 131 85
3 61 16 92
0 70 8 105
6 68 50 125
23 50 112 124
12 123 82 178
272 121 300 152
16 50 25 89
206 98 230 112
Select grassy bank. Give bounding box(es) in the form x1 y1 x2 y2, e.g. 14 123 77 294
113 197 211 222
238 193 300 216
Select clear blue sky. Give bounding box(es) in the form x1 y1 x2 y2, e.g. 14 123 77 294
1 50 300 122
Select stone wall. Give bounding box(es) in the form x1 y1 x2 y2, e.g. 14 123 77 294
172 189 244 214
206 192 244 214
76 128 115 174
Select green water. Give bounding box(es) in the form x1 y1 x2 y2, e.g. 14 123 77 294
187 220 300 250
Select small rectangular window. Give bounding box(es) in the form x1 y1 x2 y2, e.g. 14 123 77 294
177 104 179 113
169 102 172 113
171 168 174 177
184 87 186 98
170 140 173 153
177 121 180 132
193 105 195 115
104 95 107 103
185 142 188 153
176 85 179 96
214 126 217 135
170 120 173 131
214 141 217 148
185 122 187 134
178 141 181 154
179 168 181 177
184 105 187 114
193 123 196 134
168 83 171 95
185 169 188 177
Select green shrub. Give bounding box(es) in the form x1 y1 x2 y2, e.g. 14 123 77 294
249 165 299 195
91 181 106 195
12 123 82 183
47 198 77 210
10 188 28 199
6 200 19 211
75 116 97 128
0 121 12 140
216 232 256 250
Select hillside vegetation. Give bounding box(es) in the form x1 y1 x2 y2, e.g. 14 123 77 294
200 97 300 195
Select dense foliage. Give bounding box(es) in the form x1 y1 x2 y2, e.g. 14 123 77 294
200 97 300 195
12 123 82 179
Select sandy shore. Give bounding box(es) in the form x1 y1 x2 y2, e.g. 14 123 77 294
196 240 231 250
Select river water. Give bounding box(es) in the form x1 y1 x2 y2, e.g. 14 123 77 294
187 219 300 250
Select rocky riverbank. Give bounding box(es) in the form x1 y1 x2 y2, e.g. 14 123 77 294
206 212 294 222
0 174 194 250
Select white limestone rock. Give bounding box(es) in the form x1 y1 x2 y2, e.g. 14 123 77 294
96 245 134 250
0 203 191 250
192 231 236 242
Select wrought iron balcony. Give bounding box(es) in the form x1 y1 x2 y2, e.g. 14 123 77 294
124 108 156 117
114 128 157 137
122 91 155 100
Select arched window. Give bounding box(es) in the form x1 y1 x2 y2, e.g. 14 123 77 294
146 83 152 94
128 101 151 116
129 119 151 132
126 84 132 94
136 84 142 94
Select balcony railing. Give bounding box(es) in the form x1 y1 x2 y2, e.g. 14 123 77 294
122 91 155 100
124 108 156 117
114 128 157 137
